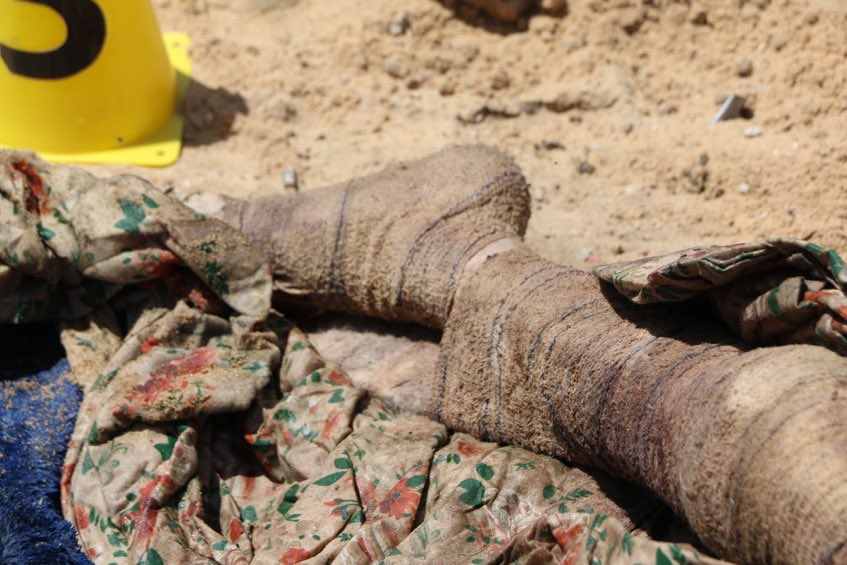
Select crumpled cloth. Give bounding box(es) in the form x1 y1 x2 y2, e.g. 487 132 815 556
0 152 720 564
596 239 847 355
67 323 719 564
0 152 270 323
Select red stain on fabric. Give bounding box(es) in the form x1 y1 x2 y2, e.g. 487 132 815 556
128 347 216 404
12 159 50 215
153 347 216 379
127 474 175 545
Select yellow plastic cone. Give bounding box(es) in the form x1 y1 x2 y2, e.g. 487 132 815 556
0 0 190 166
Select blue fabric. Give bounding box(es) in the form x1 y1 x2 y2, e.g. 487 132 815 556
0 324 90 564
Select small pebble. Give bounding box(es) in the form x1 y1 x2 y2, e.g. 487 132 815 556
658 102 678 115
577 160 596 175
690 6 708 25
520 100 543 114
561 36 586 52
283 168 299 190
576 247 601 263
744 126 763 138
536 140 564 151
541 0 567 15
736 59 754 77
388 11 410 36
739 182 752 194
383 55 409 79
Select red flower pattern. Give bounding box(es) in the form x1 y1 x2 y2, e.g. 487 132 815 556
140 336 161 354
135 249 181 278
456 439 487 457
127 347 217 405
319 409 343 442
12 159 50 216
550 517 587 565
280 547 311 564
121 474 176 545
229 518 245 542
358 476 421 521
74 505 89 530
326 370 352 386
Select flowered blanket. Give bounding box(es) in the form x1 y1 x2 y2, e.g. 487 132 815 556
0 152 720 564
595 239 847 354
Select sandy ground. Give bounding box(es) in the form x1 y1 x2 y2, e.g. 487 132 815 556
101 0 847 268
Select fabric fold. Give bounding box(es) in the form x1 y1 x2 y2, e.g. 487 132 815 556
0 152 270 323
596 238 847 354
0 150 722 564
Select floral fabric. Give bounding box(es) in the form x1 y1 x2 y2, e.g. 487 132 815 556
0 151 722 564
596 239 847 355
62 324 722 565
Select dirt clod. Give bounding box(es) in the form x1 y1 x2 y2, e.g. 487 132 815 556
736 59 754 77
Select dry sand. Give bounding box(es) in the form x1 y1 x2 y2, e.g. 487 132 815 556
101 0 846 267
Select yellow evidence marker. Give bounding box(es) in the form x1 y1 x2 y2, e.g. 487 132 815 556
0 0 191 167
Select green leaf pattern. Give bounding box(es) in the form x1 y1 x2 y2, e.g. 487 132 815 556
1 155 720 564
